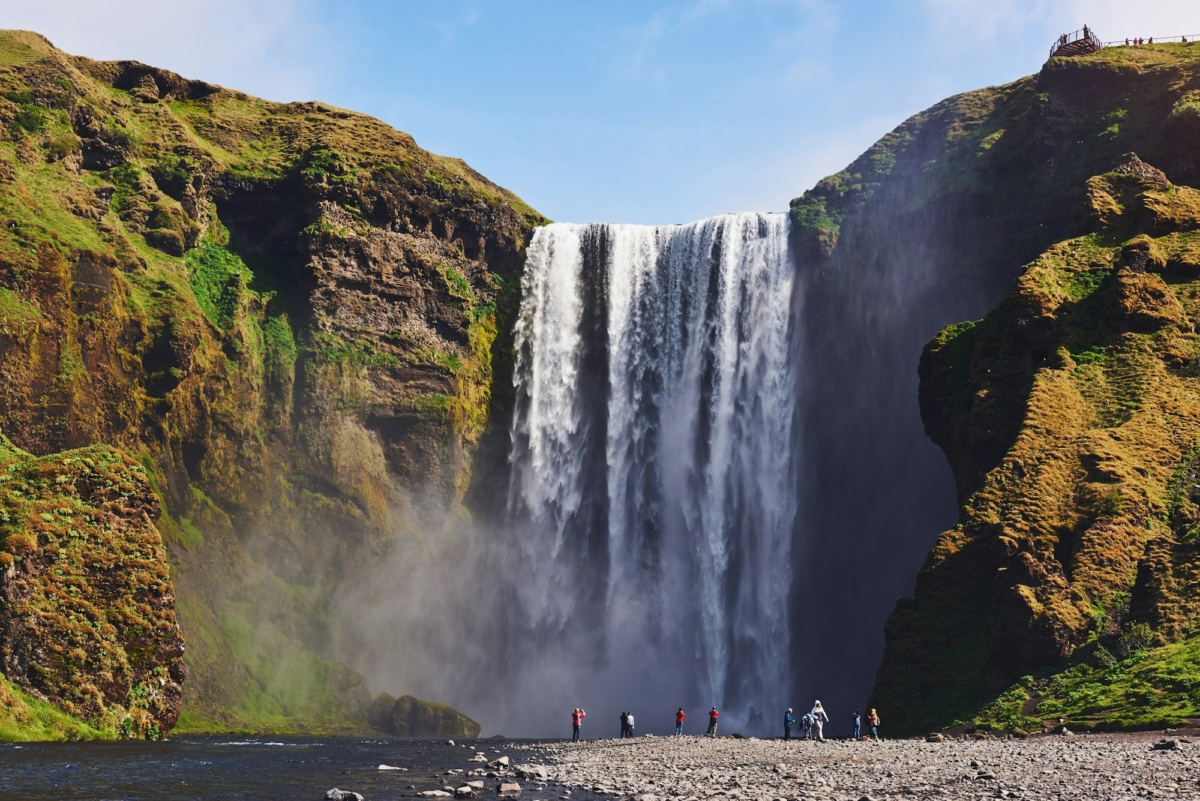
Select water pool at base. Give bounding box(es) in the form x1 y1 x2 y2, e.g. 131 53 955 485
0 737 588 800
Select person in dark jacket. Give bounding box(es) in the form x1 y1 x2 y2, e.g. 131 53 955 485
784 708 794 740
619 711 628 738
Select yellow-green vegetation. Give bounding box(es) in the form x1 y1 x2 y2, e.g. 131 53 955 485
875 154 1200 735
0 28 544 738
0 433 183 740
0 672 112 741
974 626 1200 732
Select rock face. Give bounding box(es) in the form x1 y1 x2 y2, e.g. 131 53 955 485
368 691 481 738
875 146 1200 732
0 435 183 737
789 39 1200 734
0 29 543 734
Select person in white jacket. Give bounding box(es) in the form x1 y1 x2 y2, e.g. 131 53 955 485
809 701 829 742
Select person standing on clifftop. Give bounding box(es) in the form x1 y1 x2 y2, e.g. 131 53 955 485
619 711 628 738
675 707 686 735
706 706 719 737
626 711 635 737
809 701 829 742
867 708 880 740
783 708 794 740
852 710 862 741
572 707 586 742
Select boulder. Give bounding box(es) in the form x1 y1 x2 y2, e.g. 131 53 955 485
925 733 945 743
416 793 451 799
326 791 365 801
497 781 521 797
454 786 477 799
1152 739 1180 751
368 694 481 738
488 756 510 768
515 765 548 780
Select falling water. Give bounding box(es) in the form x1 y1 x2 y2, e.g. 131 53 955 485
507 212 797 730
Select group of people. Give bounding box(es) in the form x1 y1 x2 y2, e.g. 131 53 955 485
569 703 881 741
1126 37 1155 45
784 703 880 742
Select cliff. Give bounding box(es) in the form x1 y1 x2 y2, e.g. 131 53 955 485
824 44 1200 733
0 29 542 736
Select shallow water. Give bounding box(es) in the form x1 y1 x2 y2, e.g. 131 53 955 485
0 736 582 800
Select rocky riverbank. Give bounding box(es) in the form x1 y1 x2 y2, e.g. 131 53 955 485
515 730 1200 800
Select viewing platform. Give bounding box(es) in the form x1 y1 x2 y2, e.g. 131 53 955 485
1050 26 1102 58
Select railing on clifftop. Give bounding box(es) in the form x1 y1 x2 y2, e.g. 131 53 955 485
1050 27 1103 58
1102 35 1200 47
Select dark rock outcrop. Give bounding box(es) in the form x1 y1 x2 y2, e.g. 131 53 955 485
368 691 481 738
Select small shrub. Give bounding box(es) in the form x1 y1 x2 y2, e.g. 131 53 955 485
1095 644 1118 668
1117 623 1159 659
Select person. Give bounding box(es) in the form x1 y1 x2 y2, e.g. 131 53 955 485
809 700 829 742
706 706 719 737
801 712 811 740
627 711 635 737
675 707 686 735
867 708 880 741
620 711 628 738
1125 38 1129 46
852 710 862 741
783 708 794 741
572 707 586 742
1149 37 1154 44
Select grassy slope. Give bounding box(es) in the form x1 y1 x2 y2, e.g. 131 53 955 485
0 29 542 737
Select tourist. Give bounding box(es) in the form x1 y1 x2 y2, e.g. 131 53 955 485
801 711 812 739
1125 38 1130 46
675 707 685 735
867 708 880 740
810 700 829 742
620 710 628 738
784 708 794 740
572 707 586 742
627 711 635 737
1149 37 1154 44
706 706 719 737
852 709 862 741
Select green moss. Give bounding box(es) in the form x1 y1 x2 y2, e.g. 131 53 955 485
184 240 253 331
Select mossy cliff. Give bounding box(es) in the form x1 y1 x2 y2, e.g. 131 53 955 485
0 29 544 736
813 43 1200 735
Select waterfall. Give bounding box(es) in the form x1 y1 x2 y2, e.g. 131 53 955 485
507 212 797 730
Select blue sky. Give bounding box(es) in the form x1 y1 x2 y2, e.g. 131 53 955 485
4 0 1198 223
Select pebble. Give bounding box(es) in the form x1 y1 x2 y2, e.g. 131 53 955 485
503 729 1200 800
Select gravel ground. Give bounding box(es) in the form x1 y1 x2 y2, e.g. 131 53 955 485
510 730 1200 800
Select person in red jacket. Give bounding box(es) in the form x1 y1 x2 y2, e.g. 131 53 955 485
572 707 586 742
705 706 719 737
675 707 686 735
